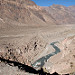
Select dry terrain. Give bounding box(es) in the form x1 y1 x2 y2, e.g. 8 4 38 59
0 0 75 75
0 24 75 75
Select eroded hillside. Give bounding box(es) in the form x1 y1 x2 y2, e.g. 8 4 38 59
44 35 75 74
0 0 75 26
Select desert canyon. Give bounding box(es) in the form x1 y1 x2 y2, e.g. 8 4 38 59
0 0 75 75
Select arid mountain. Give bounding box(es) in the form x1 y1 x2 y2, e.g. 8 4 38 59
0 0 75 26
68 6 75 13
0 0 56 26
0 0 75 75
0 0 36 23
44 4 75 24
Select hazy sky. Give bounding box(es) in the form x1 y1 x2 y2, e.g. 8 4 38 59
32 0 75 6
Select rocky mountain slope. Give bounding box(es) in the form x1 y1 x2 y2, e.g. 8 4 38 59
0 0 56 26
44 4 75 24
68 6 75 13
0 0 75 26
44 35 75 74
0 36 47 66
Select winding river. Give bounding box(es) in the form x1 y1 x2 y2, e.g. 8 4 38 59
31 41 61 69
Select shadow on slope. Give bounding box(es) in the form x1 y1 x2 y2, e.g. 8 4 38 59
0 57 59 75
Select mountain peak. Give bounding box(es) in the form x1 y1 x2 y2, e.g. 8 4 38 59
0 0 36 6
50 4 66 9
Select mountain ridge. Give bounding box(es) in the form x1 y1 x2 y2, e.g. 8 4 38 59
0 0 75 26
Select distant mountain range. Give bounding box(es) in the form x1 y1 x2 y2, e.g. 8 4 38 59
44 5 75 24
0 0 75 25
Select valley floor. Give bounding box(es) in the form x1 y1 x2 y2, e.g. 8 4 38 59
0 24 75 75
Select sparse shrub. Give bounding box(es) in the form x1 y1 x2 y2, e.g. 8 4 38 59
73 55 75 58
70 62 73 68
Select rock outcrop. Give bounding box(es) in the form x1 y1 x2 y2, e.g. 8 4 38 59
0 36 47 66
44 35 75 74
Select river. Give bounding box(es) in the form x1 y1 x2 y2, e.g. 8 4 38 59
31 41 61 69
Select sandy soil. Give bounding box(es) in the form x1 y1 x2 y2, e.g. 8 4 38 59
0 24 75 75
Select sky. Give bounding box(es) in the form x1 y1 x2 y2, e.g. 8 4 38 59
31 0 75 7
